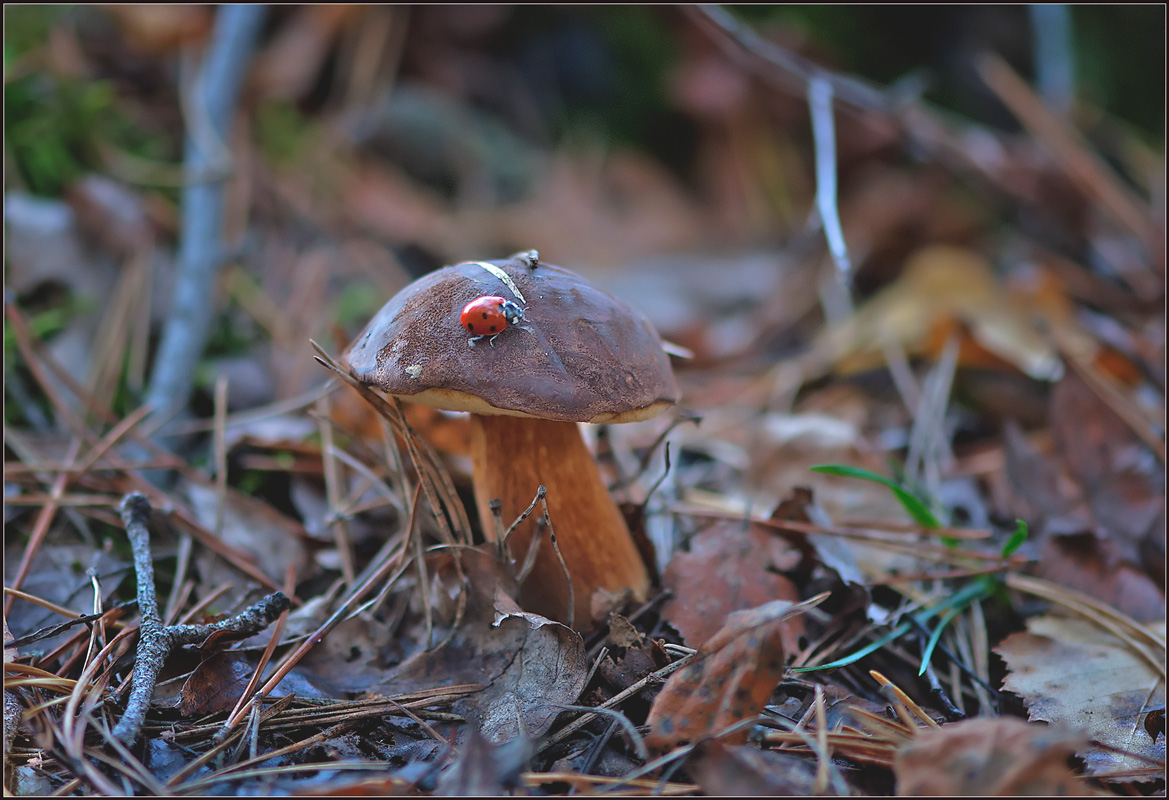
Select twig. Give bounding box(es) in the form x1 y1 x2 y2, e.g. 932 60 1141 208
1028 5 1075 117
143 5 266 460
540 489 575 630
691 5 888 113
113 493 290 745
507 486 574 624
548 704 649 761
541 655 695 753
809 74 852 287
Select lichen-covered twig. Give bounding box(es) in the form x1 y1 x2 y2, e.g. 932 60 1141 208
113 493 290 746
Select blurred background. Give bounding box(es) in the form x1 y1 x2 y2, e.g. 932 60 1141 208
3 9 1165 789
5 5 1164 407
4 4 1165 600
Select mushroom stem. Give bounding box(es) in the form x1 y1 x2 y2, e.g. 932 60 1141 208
469 414 650 629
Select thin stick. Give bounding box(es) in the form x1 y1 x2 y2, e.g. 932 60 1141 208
539 488 575 630
541 655 695 752
809 74 852 286
317 394 356 585
213 375 229 539
812 684 831 794
113 494 290 745
143 5 266 443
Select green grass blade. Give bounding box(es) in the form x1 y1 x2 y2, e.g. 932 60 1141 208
810 464 942 528
791 621 912 672
917 604 964 676
1002 519 1028 557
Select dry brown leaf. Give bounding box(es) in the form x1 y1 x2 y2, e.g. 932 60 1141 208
185 480 311 590
814 245 1063 381
894 717 1094 795
1036 536 1165 624
645 600 795 751
376 549 587 743
1050 372 1164 582
660 519 802 651
178 652 253 717
997 613 1166 777
689 740 834 796
595 615 671 703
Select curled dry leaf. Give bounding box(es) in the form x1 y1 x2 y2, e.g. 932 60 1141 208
645 600 796 751
597 614 671 701
894 717 1094 796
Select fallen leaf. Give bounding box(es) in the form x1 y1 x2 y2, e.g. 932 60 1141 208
689 740 838 796
813 245 1064 382
997 613 1166 777
1144 707 1165 741
596 614 670 701
376 549 588 743
660 518 802 651
434 724 532 796
185 480 311 590
1036 535 1165 623
894 717 1094 795
645 600 796 750
179 652 253 717
1050 372 1165 581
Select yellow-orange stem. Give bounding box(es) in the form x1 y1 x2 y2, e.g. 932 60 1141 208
469 415 650 629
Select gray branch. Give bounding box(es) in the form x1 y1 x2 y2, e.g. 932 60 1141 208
143 5 266 453
113 493 289 746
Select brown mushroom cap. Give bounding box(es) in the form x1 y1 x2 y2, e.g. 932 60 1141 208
343 256 678 423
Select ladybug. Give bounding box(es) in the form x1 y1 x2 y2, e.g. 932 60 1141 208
460 295 526 346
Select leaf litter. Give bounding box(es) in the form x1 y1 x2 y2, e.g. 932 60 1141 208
3 5 1164 797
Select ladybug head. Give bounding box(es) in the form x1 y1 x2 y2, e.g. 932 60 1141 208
499 300 525 326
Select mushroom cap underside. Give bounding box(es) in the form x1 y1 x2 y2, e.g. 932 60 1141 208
343 256 679 423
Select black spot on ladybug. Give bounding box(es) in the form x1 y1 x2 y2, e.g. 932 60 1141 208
488 325 498 332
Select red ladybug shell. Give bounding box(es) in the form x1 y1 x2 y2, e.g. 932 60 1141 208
460 296 523 336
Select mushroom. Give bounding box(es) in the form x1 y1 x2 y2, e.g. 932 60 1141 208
343 252 678 628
